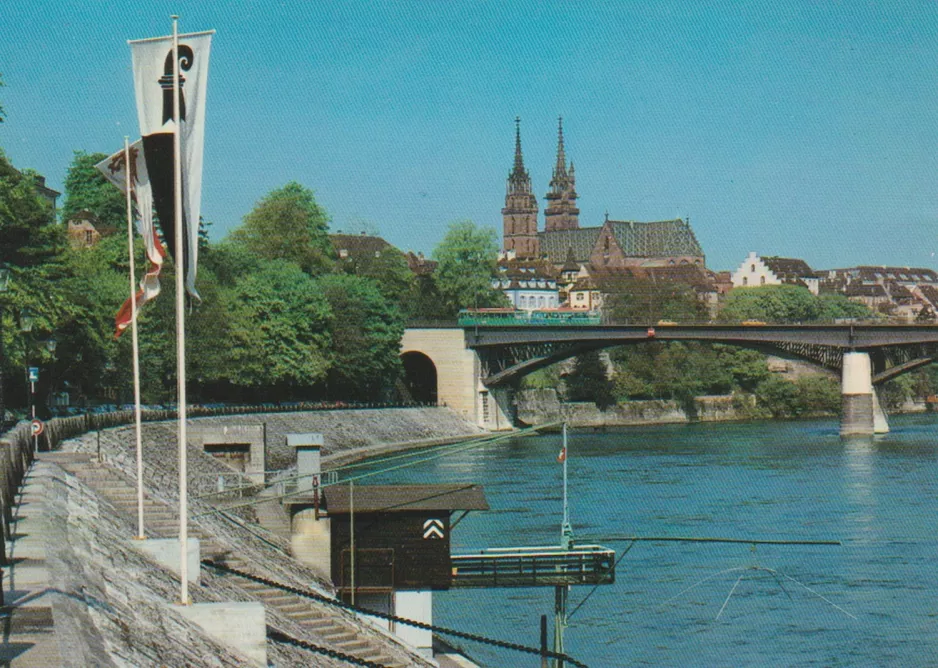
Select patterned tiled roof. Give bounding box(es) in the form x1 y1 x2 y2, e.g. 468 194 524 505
607 219 703 258
918 284 938 307
538 227 601 264
761 256 816 278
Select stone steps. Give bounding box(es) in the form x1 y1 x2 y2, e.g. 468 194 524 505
57 457 416 668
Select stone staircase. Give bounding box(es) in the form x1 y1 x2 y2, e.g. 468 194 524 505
44 453 420 668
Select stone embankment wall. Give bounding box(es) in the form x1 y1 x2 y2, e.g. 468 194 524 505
43 464 345 667
517 389 754 428
63 406 482 476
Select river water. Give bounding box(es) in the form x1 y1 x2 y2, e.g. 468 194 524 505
356 413 938 666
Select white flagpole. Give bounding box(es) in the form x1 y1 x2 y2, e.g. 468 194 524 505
171 14 190 605
562 422 568 536
124 136 147 541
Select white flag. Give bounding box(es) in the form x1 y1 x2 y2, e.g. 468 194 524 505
129 30 212 299
95 141 164 335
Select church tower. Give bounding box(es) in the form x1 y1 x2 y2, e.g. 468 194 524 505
544 116 579 231
502 117 540 257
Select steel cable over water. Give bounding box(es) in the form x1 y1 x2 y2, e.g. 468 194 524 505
202 559 589 668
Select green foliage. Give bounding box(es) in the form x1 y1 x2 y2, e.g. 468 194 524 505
716 345 770 391
432 220 506 315
0 151 63 267
223 260 331 389
317 273 405 400
754 374 840 418
880 374 915 411
606 278 707 323
0 71 5 122
200 239 262 286
230 182 334 275
816 293 874 321
719 284 822 323
334 242 414 313
406 274 452 321
61 151 127 232
520 365 563 391
566 350 616 409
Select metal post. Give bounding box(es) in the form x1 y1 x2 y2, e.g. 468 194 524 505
0 303 5 433
349 479 355 606
553 585 567 668
30 377 36 455
540 614 549 668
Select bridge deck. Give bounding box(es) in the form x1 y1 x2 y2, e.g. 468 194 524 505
450 545 615 588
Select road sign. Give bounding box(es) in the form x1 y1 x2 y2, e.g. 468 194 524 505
30 419 44 437
28 367 39 383
423 518 444 540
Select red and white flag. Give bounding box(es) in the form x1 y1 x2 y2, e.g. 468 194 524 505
557 445 567 463
129 29 213 300
96 141 165 336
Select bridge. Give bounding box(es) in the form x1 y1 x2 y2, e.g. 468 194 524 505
401 323 938 436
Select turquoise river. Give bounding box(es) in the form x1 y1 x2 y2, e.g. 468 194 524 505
356 413 938 666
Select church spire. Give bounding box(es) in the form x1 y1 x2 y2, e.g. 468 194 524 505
512 116 525 177
545 115 579 231
502 117 539 257
507 116 533 197
554 116 568 180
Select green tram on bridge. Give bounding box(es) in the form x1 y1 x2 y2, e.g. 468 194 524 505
457 308 602 327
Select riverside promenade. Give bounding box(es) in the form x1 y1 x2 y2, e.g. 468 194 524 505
0 406 483 666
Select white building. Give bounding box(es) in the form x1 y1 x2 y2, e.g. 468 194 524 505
731 252 819 295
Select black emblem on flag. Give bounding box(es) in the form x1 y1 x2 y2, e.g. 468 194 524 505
159 44 194 124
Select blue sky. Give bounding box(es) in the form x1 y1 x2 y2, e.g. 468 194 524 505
3 1 938 271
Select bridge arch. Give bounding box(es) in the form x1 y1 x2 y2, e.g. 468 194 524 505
478 338 835 388
400 351 438 403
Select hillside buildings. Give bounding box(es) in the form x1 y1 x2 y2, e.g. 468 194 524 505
498 117 713 311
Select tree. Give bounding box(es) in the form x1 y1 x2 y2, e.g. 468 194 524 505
718 284 821 323
817 293 873 321
334 240 414 313
606 277 707 323
317 274 405 400
61 151 127 232
432 220 506 315
566 350 616 410
220 260 332 394
0 72 5 123
229 182 334 275
0 151 63 267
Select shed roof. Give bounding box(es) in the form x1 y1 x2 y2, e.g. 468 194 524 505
321 484 489 514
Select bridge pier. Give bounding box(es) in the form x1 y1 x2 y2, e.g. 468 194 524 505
841 352 888 435
479 386 515 432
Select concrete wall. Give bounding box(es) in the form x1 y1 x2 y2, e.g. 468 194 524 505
402 329 482 427
188 424 266 485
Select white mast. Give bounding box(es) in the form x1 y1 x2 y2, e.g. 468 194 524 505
171 14 190 605
123 136 146 541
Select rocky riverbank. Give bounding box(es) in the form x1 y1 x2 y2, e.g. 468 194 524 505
516 388 928 428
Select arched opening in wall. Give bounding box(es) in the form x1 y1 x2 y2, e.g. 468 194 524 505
400 352 438 404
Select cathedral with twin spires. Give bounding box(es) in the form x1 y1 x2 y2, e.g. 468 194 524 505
502 117 705 272
502 117 580 259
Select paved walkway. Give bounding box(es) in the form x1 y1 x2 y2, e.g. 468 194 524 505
0 459 63 666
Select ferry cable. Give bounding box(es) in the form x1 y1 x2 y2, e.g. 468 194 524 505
566 536 841 622
203 422 558 517
202 558 589 668
566 540 637 621
267 627 388 667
